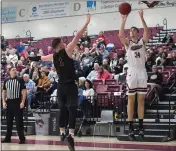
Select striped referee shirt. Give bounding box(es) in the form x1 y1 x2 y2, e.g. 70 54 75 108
3 76 26 100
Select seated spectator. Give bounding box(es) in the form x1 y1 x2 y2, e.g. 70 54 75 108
91 48 103 65
162 33 174 47
145 52 155 72
102 59 111 73
37 49 44 56
79 44 85 52
23 74 36 109
110 53 118 71
80 31 91 48
156 52 168 67
164 53 174 66
7 51 18 66
21 64 31 76
32 72 39 85
37 71 51 90
41 66 49 76
48 65 58 82
83 79 95 99
114 58 124 74
79 77 86 90
118 67 128 84
148 65 164 101
47 46 54 54
90 43 97 53
98 66 112 82
73 46 82 61
6 45 16 55
81 48 93 76
100 44 109 60
16 60 25 73
87 63 99 82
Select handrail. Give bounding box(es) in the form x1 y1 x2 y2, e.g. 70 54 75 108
168 89 176 138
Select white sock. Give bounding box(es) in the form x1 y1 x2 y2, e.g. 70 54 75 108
69 129 75 137
60 130 65 135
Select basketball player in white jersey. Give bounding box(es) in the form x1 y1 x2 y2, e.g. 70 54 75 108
119 10 149 140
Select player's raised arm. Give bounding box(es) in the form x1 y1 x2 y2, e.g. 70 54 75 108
66 14 91 57
28 54 53 62
139 10 149 43
119 15 129 47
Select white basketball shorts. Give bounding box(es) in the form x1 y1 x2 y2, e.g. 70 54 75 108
126 68 148 95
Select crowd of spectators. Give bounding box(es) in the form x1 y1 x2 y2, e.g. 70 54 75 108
1 30 176 109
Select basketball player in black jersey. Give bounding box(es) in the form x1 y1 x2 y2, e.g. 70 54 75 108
29 14 91 151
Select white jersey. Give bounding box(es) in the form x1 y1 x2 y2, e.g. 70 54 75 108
126 39 146 70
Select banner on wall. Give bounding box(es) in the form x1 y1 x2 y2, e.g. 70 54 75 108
2 7 17 23
29 1 70 20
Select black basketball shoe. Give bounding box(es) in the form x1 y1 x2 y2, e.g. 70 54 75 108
138 129 144 141
67 134 75 151
60 133 66 142
128 129 136 141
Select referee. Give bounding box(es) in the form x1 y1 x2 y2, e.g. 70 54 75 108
2 67 26 144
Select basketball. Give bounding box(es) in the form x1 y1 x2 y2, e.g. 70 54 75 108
119 2 131 15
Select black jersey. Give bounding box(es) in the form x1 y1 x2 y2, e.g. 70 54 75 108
53 49 77 84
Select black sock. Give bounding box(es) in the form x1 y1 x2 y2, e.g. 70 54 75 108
129 121 134 131
139 119 143 130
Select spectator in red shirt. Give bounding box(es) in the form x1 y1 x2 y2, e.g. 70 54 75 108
96 31 106 47
98 66 112 82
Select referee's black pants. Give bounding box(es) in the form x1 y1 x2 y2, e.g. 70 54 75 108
5 99 25 141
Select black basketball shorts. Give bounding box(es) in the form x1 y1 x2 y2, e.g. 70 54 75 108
57 83 78 107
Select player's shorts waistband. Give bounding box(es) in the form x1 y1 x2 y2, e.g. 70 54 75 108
128 66 146 71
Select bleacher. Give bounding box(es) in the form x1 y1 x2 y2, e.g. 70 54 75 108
1 19 176 142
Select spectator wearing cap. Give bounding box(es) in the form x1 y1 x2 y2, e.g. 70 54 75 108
87 63 99 82
23 74 36 109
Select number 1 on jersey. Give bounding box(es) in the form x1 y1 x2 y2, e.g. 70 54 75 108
59 57 64 66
